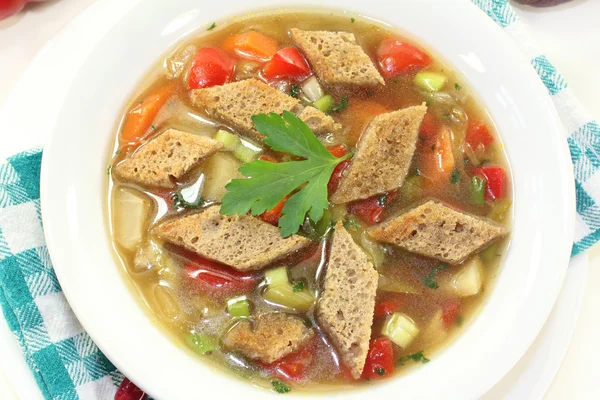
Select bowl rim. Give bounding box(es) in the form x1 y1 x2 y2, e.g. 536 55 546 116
40 0 575 399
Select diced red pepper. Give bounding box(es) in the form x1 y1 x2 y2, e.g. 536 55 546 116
259 154 279 162
466 120 494 152
374 298 405 318
377 39 431 79
262 48 311 82
472 166 506 200
441 299 461 329
188 47 235 89
347 191 397 225
259 195 289 226
115 377 146 400
185 256 256 299
261 338 316 381
327 145 351 194
361 338 394 380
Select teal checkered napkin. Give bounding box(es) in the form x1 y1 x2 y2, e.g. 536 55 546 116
0 2 598 399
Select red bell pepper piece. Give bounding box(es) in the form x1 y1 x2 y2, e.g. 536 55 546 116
327 145 351 194
361 337 394 380
188 47 235 89
259 195 289 226
262 48 311 82
441 299 461 329
115 377 146 400
374 298 405 318
466 121 494 152
472 166 506 200
261 339 316 381
347 191 397 225
377 39 431 79
186 256 256 299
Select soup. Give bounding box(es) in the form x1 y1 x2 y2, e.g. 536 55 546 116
107 10 511 394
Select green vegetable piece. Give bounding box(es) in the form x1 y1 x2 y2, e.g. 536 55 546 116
313 94 335 114
414 72 447 92
470 176 486 206
214 129 241 151
480 243 499 264
265 266 289 286
220 111 352 237
227 296 251 318
396 350 430 366
263 266 315 310
186 333 218 355
422 264 447 289
292 281 304 292
382 313 419 348
234 144 262 163
272 380 291 394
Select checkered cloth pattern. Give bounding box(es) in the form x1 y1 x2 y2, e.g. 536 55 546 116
0 1 597 399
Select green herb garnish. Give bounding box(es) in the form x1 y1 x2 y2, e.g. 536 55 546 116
441 114 451 121
151 125 156 130
331 97 349 113
455 83 462 90
450 169 460 184
351 17 356 23
375 367 386 376
207 22 217 31
377 193 388 207
425 100 431 107
422 264 447 289
289 84 300 98
397 351 430 366
272 380 291 394
114 149 122 156
172 191 204 210
220 111 352 237
343 219 361 231
292 281 305 293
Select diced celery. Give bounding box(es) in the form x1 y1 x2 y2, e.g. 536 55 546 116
414 72 447 92
488 199 512 222
470 176 486 206
480 243 499 264
227 296 251 318
382 313 419 348
214 129 241 151
301 76 325 102
378 274 421 294
400 176 421 200
264 266 289 286
186 333 218 355
234 143 262 163
313 94 335 114
449 256 483 297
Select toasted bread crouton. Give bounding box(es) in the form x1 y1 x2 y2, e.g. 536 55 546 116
190 78 338 141
369 200 509 264
290 29 384 87
222 313 314 363
114 129 222 188
331 104 427 204
153 205 312 271
317 222 378 379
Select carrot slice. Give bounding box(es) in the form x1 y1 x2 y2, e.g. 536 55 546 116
223 31 279 62
419 125 455 187
120 84 174 143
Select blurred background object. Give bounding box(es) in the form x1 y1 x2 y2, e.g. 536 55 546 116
513 0 574 6
0 0 47 21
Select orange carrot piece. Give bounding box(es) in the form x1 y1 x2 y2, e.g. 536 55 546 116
120 84 174 143
419 125 455 187
223 31 279 62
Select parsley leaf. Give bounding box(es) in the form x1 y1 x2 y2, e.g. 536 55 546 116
351 17 356 23
455 83 462 90
331 97 349 113
450 169 460 184
220 111 352 237
397 351 430 366
207 22 217 31
422 264 447 289
289 84 300 98
171 191 204 210
343 219 361 231
292 281 305 292
375 367 386 376
272 380 291 394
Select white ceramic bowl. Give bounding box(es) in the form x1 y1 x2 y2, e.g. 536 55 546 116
40 0 575 398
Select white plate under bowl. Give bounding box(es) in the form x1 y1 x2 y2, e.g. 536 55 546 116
40 0 575 398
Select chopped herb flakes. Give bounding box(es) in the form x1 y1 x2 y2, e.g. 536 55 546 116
377 193 388 207
289 84 300 98
171 191 204 210
454 83 462 90
375 367 386 376
422 264 447 289
331 97 349 113
450 169 460 184
351 17 356 23
272 380 291 394
151 125 156 130
207 22 217 31
397 351 430 366
425 100 431 107
114 149 122 156
343 219 361 231
292 281 305 292
441 114 450 121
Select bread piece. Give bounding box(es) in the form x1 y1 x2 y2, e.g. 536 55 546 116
317 222 378 379
331 104 427 204
290 29 385 87
190 78 339 141
222 313 314 363
153 205 312 271
369 200 509 264
114 129 222 188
